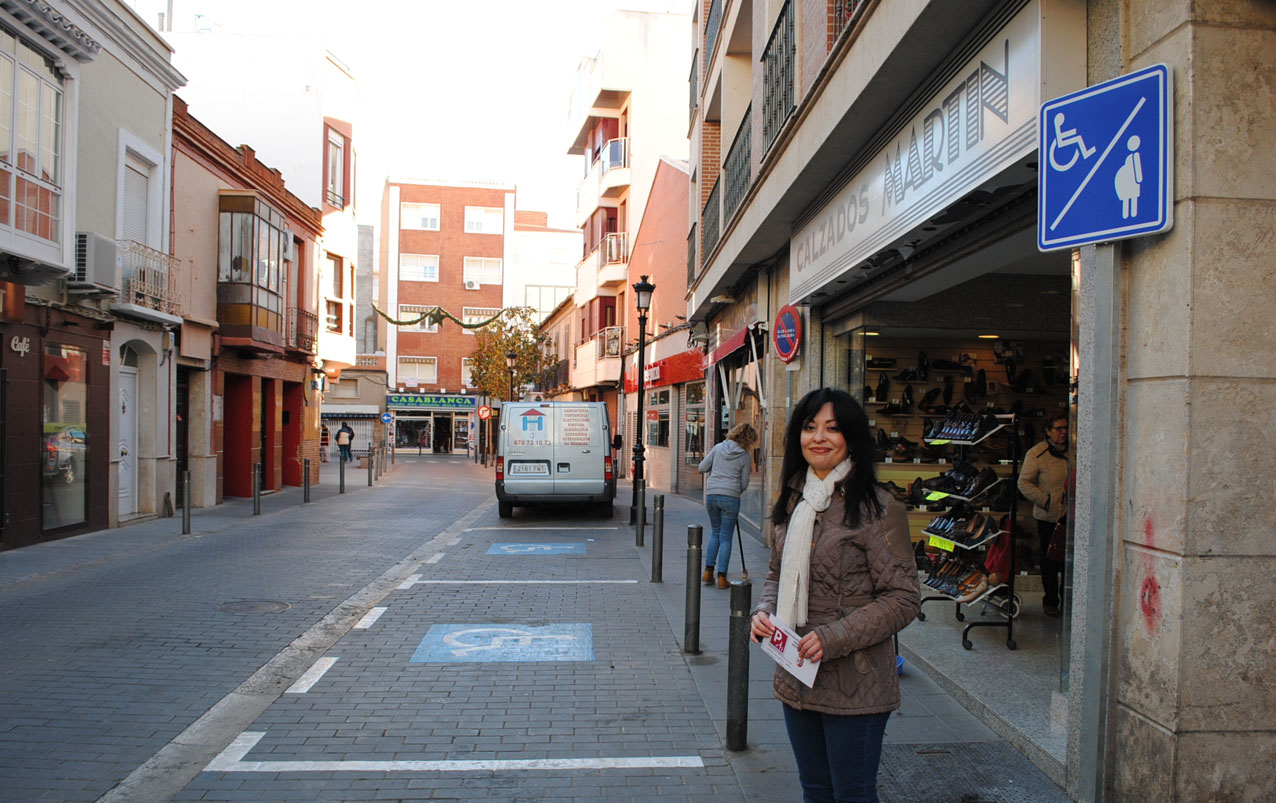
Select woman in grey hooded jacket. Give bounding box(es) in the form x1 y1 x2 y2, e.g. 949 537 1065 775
698 422 758 588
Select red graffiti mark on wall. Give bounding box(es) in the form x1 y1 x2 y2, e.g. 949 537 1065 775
1143 517 1155 547
1140 576 1162 634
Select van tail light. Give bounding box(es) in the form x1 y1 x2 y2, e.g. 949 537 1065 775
496 457 504 480
604 455 613 480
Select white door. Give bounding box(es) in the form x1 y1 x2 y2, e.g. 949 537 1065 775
118 367 138 515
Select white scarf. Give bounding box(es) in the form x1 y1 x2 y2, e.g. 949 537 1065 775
777 459 853 628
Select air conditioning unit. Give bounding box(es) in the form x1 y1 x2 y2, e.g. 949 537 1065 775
70 232 121 292
464 279 481 290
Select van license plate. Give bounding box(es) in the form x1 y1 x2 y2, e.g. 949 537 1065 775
509 462 549 476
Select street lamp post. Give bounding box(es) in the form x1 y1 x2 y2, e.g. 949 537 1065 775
629 275 654 525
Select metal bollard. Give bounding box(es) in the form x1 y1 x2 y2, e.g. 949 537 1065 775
685 524 703 654
635 478 646 547
726 580 753 751
651 494 664 583
181 470 191 534
367 451 374 486
339 453 346 494
303 458 311 503
252 463 261 515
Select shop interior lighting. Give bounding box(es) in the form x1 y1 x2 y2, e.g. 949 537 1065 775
978 334 1001 339
864 331 880 336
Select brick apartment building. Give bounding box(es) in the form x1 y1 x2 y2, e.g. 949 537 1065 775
378 180 515 454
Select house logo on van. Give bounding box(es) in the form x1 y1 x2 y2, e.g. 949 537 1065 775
520 409 546 432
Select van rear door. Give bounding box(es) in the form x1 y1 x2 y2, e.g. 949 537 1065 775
553 404 605 496
503 403 554 496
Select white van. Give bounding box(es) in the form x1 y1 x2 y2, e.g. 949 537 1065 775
495 401 616 518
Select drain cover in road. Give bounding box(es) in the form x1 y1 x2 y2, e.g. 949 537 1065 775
486 542 586 555
411 624 594 663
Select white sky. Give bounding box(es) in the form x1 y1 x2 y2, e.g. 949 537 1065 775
125 0 688 229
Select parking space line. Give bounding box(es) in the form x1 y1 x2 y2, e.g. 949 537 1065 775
352 607 386 629
447 537 461 546
397 574 421 589
464 527 619 531
425 553 445 564
411 579 638 585
285 657 337 694
207 731 704 773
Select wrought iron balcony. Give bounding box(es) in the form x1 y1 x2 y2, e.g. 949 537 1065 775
763 0 795 152
117 239 182 317
689 53 699 125
702 179 721 258
723 105 752 223
687 223 698 286
288 307 319 352
704 0 723 62
832 0 870 41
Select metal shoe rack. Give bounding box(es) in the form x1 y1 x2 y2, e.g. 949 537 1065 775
916 413 1022 650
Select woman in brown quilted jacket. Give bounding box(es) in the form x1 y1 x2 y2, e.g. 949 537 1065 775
751 387 921 803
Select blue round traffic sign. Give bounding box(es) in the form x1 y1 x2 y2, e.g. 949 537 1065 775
381 413 394 424
774 305 802 363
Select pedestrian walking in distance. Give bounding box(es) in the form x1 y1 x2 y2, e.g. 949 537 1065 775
750 388 920 803
335 421 355 463
698 422 758 588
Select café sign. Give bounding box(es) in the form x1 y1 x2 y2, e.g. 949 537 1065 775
386 394 478 411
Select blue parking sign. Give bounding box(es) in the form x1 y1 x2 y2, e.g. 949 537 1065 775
1039 64 1173 251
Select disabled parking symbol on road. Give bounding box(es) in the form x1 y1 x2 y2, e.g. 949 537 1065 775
486 542 586 555
411 624 594 663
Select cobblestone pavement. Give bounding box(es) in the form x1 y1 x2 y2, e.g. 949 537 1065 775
0 457 1069 802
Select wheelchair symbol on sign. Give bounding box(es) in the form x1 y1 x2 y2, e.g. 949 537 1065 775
442 627 574 657
499 544 558 553
1048 112 1096 171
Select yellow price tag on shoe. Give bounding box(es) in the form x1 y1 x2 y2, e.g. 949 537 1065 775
928 534 957 552
925 491 949 501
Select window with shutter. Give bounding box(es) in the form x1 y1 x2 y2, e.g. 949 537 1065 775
122 158 149 244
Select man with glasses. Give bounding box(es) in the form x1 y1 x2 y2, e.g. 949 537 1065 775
1018 412 1070 617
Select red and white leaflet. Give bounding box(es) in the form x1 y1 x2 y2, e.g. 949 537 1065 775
758 617 820 688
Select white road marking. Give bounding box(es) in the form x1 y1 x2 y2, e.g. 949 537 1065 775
206 731 704 773
464 527 620 531
447 537 461 546
410 580 638 585
353 607 386 629
285 657 337 694
426 553 445 564
397 574 421 589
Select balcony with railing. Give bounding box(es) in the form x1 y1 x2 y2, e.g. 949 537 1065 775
762 0 795 153
687 223 698 286
109 239 183 325
832 0 870 41
597 232 628 286
689 53 699 127
702 179 721 258
572 325 623 389
599 137 630 198
723 105 752 224
287 307 319 353
704 0 723 65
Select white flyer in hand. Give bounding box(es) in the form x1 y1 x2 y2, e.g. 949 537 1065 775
759 617 820 688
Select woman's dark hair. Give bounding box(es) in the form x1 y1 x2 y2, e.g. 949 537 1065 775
771 387 884 529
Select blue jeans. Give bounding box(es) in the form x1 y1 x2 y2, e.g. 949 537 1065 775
782 704 890 803
704 494 741 574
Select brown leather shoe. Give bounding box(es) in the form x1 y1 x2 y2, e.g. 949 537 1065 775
702 567 714 585
717 574 729 589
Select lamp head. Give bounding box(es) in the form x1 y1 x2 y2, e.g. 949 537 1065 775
505 351 517 369
632 275 655 312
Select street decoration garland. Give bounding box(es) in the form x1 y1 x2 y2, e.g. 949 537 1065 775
369 302 506 330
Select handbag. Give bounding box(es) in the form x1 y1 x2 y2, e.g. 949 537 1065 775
1047 518 1067 562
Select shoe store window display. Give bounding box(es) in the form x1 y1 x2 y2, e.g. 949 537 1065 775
698 423 759 589
750 388 921 803
1016 412 1069 617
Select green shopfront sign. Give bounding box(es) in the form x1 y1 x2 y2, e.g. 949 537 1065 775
386 394 478 411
